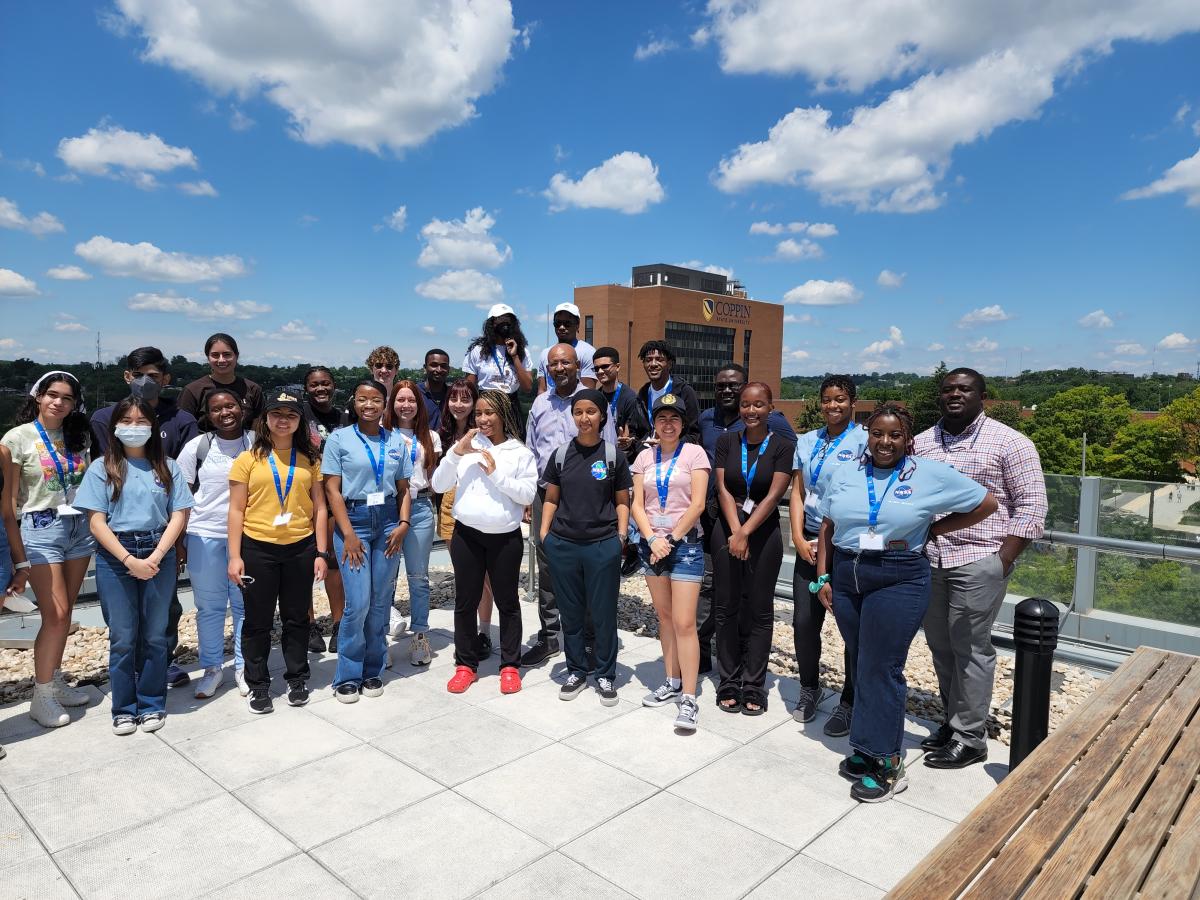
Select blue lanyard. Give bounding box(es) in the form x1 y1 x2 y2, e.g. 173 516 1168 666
34 420 75 494
267 448 297 512
865 459 904 530
649 376 673 408
741 433 771 491
809 424 854 488
654 442 683 510
353 425 387 487
608 383 623 426
491 346 508 379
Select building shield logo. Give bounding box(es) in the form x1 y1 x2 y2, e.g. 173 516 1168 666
702 298 714 321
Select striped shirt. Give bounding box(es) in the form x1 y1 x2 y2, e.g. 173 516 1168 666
914 412 1047 568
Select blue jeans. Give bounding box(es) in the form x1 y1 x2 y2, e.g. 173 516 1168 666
401 496 435 632
334 502 403 686
187 534 245 671
831 548 931 759
0 523 11 594
94 531 176 718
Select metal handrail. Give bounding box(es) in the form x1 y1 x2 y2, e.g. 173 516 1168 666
1039 529 1200 563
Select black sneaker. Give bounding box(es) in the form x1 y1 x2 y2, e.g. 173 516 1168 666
361 677 384 698
476 631 493 659
328 621 340 654
793 686 819 723
559 673 587 700
286 680 310 707
307 623 326 653
596 676 619 707
824 702 853 738
520 639 561 668
166 664 191 688
851 756 908 803
248 689 273 714
838 753 871 781
335 682 360 704
619 544 641 577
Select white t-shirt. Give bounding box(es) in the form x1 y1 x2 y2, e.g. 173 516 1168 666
398 428 443 497
462 344 534 394
176 431 253 539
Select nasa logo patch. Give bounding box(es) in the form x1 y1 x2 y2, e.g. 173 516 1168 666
387 449 402 460
836 449 854 461
893 485 913 500
590 461 608 480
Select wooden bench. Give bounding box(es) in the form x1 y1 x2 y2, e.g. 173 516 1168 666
889 646 1200 899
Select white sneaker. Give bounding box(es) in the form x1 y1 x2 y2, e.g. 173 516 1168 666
30 684 69 728
235 668 249 697
389 607 407 639
409 632 432 666
53 670 90 707
194 667 223 699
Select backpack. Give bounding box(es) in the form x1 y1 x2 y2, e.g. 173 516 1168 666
554 440 618 497
190 432 251 493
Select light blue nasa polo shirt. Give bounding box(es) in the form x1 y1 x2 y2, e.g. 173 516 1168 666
792 423 869 535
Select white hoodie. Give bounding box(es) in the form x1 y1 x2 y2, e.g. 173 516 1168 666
431 437 538 533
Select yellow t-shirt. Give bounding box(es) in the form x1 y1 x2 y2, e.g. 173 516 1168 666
229 448 322 544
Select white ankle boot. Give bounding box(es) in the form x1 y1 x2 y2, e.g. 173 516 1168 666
30 682 69 728
53 670 90 707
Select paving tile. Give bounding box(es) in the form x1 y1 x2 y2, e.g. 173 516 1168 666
9 742 221 851
198 853 358 898
895 757 1010 822
387 627 457 673
0 793 45 869
480 678 636 740
747 853 884 899
236 744 442 849
457 744 657 848
654 690 794 744
0 855 80 900
311 791 545 899
748 711 924 777
565 704 739 787
0 687 107 745
0 712 157 790
307 673 459 740
563 792 793 899
156 680 262 744
54 794 296 900
175 708 359 790
478 852 635 899
803 800 957 891
372 704 551 787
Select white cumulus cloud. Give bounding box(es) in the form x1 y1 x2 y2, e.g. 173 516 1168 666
863 325 904 356
545 151 665 214
57 124 197 188
0 268 40 296
748 220 836 237
415 269 503 303
250 320 316 341
789 349 811 361
455 327 470 338
877 269 905 288
782 279 862 306
634 38 676 60
1122 147 1200 208
75 236 248 282
967 337 999 353
0 197 65 236
46 265 92 281
112 0 518 154
775 238 823 260
1079 309 1114 329
957 304 1012 327
1158 332 1195 350
676 260 734 278
418 208 510 269
784 313 815 324
127 291 270 320
385 206 408 232
53 315 89 333
1113 342 1146 355
179 179 218 197
806 222 838 238
926 342 945 351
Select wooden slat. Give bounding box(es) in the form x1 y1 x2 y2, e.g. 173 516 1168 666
1024 656 1200 899
887 647 1167 900
1137 752 1200 900
1084 722 1200 899
960 652 1195 900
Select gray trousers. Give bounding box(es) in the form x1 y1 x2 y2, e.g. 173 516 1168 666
530 489 560 646
924 553 1011 750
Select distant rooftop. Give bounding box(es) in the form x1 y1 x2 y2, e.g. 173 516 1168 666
632 263 747 298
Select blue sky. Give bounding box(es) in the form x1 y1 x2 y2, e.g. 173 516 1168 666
1 1 1197 378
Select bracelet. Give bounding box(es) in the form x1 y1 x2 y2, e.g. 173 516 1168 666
808 573 830 594
398 519 411 526
14 560 31 571
122 553 133 566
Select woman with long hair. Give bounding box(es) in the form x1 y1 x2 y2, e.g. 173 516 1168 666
816 403 997 802
75 398 193 734
385 380 441 666
178 333 264 425
323 379 412 701
1 371 95 728
461 304 534 434
177 387 254 699
431 390 537 695
227 388 329 714
436 378 495 653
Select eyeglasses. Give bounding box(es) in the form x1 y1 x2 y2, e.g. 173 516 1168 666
372 364 396 372
594 363 615 373
715 383 745 393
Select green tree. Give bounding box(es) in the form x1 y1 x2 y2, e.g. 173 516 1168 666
1026 425 1087 476
792 402 824 434
1029 385 1132 447
1099 418 1184 482
985 401 1023 430
1160 387 1200 462
907 362 947 434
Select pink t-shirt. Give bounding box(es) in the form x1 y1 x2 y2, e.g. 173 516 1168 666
631 443 711 538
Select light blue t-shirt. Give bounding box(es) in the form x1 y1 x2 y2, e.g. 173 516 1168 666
321 426 414 501
75 457 194 533
818 456 987 552
792 423 868 535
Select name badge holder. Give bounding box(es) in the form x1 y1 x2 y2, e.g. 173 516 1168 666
268 447 297 528
740 432 771 519
34 421 81 516
355 425 389 510
860 459 902 551
653 442 682 531
808 425 853 489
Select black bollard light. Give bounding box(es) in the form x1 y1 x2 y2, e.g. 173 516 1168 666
1010 597 1061 769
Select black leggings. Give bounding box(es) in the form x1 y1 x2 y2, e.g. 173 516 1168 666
450 523 524 670
241 534 315 691
792 530 854 705
711 518 783 704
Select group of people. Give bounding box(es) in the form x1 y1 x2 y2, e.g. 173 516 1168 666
0 300 1047 805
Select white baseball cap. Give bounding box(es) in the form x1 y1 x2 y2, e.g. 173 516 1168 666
554 302 581 319
487 303 516 319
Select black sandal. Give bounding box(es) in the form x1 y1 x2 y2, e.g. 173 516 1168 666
741 694 767 717
717 688 742 714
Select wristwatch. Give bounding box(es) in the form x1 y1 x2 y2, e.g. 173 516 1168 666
317 551 336 564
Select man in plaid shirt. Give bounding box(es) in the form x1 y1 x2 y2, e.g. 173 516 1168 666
914 368 1047 769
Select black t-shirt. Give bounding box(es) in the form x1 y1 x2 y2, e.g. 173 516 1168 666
714 431 795 522
304 401 346 451
541 439 633 543
178 375 264 425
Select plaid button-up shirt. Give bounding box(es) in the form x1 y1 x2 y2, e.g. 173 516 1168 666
914 412 1047 568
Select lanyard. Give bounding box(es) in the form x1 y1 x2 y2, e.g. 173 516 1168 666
34 420 75 494
649 376 673 409
354 426 387 487
741 433 771 492
809 424 853 488
865 459 904 531
267 448 297 512
654 442 683 510
609 383 621 422
491 346 509 379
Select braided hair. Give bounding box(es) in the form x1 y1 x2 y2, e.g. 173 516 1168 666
477 389 523 443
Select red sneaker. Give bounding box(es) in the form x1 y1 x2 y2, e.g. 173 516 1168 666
499 666 522 694
446 666 478 694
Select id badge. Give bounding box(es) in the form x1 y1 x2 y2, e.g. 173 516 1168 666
651 514 673 528
273 512 293 527
57 504 81 516
804 491 819 510
742 498 756 515
859 531 884 551
366 491 385 507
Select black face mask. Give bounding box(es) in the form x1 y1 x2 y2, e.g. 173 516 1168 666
129 374 162 403
494 323 512 339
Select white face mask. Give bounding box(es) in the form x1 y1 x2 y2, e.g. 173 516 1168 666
115 425 153 448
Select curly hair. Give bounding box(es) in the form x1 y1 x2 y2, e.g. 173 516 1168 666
103 397 172 504
819 374 857 403
477 389 522 443
17 372 90 455
467 314 528 361
385 380 435 478
197 386 243 434
365 346 400 370
865 402 916 460
637 340 675 364
438 378 478 447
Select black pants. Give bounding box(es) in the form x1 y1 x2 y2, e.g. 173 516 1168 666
695 511 718 668
711 518 783 704
241 534 315 691
531 488 593 649
791 529 854 706
451 523 524 670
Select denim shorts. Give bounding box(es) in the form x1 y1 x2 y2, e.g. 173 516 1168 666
639 539 705 583
19 510 97 565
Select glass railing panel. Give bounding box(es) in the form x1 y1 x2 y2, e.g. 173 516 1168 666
1009 543 1077 608
1098 477 1200 548
1092 555 1200 628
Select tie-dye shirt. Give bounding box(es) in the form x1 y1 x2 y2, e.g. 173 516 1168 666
0 423 91 513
